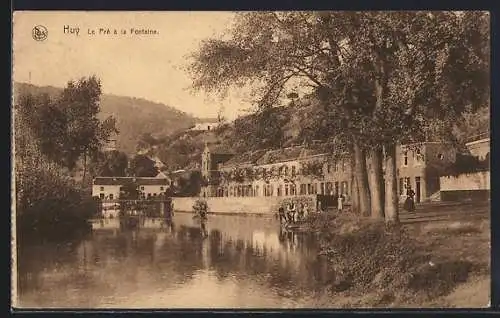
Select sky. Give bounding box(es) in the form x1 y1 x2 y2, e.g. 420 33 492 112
12 11 252 120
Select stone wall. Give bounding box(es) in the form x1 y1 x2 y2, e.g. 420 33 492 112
172 195 318 215
440 171 490 202
440 171 490 191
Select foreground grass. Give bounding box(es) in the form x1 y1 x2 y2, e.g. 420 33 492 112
298 209 490 308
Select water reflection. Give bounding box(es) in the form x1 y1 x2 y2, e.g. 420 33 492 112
16 213 335 308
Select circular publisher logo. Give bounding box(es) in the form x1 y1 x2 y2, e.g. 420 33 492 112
32 25 48 41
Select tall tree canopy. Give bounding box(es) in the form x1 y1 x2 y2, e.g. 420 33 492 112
128 154 158 177
189 11 489 222
17 76 119 177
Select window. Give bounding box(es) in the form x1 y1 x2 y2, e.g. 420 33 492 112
148 193 151 198
277 185 283 196
291 166 296 176
290 184 296 196
313 183 318 194
334 182 339 195
255 185 259 196
160 186 164 191
404 177 411 191
285 184 289 196
141 186 145 190
334 161 339 172
284 166 289 176
100 186 104 191
99 193 105 199
399 178 404 195
403 151 408 166
300 184 306 195
307 184 312 195
341 181 348 195
326 182 333 194
414 149 423 165
320 182 325 195
109 194 114 200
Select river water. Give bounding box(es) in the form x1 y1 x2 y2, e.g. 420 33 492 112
15 213 336 309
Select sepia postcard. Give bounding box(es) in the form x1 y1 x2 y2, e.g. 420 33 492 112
11 11 491 310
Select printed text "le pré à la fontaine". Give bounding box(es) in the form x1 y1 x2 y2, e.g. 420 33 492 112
63 25 159 36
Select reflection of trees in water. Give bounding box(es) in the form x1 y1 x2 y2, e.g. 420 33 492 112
178 226 335 295
17 240 82 294
18 221 335 304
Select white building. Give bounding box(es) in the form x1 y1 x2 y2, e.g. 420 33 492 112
92 177 171 200
92 176 171 218
465 137 490 161
189 122 220 132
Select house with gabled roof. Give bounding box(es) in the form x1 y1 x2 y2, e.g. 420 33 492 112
92 176 171 201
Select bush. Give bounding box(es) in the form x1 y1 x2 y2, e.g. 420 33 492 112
193 198 209 216
308 213 477 303
16 163 96 245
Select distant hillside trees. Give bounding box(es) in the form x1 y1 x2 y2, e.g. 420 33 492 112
128 154 158 177
15 82 206 155
90 150 129 177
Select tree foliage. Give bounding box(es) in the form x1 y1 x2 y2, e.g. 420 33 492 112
16 76 118 171
189 11 488 147
128 154 158 177
90 150 129 177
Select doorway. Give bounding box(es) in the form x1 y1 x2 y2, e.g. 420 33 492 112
415 177 421 203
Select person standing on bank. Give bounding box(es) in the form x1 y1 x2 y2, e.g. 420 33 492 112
337 194 344 212
405 186 416 213
287 201 296 223
278 205 286 225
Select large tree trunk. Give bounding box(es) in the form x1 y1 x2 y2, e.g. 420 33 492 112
82 150 87 184
353 142 371 216
383 144 399 224
350 169 359 214
366 147 384 220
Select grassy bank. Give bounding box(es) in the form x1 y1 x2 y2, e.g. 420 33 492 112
299 208 490 308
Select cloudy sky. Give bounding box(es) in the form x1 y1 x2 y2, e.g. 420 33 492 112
13 11 252 120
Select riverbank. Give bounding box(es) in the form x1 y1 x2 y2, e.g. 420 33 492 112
297 207 490 308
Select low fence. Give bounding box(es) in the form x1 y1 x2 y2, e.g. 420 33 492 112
172 195 318 216
97 199 172 218
439 171 490 202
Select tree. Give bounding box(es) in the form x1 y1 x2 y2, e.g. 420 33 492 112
59 76 118 183
128 154 158 177
18 76 118 184
90 150 129 177
189 11 489 223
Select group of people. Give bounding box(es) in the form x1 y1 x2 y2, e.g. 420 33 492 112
278 201 310 225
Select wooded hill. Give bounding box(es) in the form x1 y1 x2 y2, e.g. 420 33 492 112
139 95 489 173
13 82 216 155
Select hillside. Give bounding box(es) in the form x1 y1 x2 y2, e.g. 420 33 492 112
13 82 215 155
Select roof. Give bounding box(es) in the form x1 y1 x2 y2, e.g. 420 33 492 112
222 149 268 168
93 177 170 186
256 146 305 165
465 137 490 147
206 143 235 155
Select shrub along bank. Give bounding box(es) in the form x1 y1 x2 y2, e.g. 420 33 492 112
15 166 99 246
299 209 490 307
